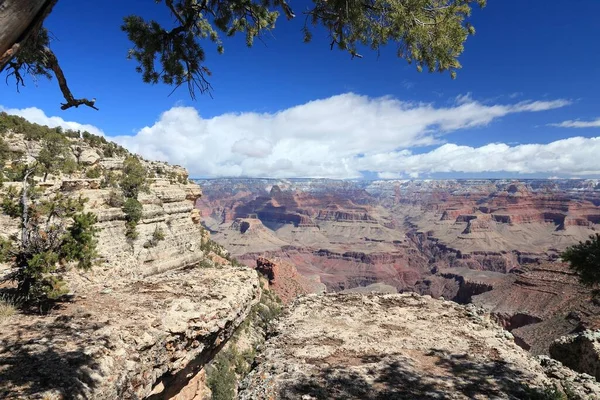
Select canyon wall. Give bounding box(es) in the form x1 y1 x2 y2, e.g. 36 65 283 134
0 132 261 399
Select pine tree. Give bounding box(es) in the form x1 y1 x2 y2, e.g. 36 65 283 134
0 0 486 110
562 234 600 287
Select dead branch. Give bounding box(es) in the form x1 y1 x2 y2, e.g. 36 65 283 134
42 48 99 110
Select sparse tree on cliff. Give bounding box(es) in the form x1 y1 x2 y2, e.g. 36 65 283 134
37 131 70 182
0 0 485 110
0 130 99 306
562 234 600 288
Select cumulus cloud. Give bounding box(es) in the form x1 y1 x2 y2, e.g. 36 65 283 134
2 93 583 178
366 137 600 178
0 106 105 137
549 118 600 128
109 93 570 178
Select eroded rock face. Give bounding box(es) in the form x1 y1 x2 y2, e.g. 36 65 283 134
240 293 600 399
550 330 600 381
0 266 260 399
0 132 261 399
255 257 325 304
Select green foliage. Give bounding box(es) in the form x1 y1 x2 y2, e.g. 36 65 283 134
17 250 67 301
562 233 600 287
63 129 81 139
82 131 107 148
36 193 86 219
120 156 147 198
522 383 578 400
101 171 119 189
85 167 102 179
197 258 213 269
207 349 237 400
119 0 484 99
0 136 10 166
60 212 99 270
123 198 143 240
0 112 51 140
1 185 21 218
12 190 99 305
37 132 71 181
144 226 166 248
61 158 79 174
106 189 125 208
0 236 15 263
103 141 129 158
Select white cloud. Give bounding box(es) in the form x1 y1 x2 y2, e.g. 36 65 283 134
2 93 580 178
549 118 600 128
0 106 105 137
361 137 600 177
109 93 570 178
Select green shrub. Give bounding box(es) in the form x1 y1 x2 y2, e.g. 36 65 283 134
198 259 213 269
37 132 71 181
63 129 81 139
207 351 237 400
106 189 124 207
85 167 102 179
144 226 166 248
60 212 99 270
153 226 165 242
61 158 79 174
123 198 143 240
562 233 600 287
120 156 147 198
101 170 119 188
0 236 15 262
1 186 21 218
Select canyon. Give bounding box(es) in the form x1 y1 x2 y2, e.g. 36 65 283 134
2 118 600 399
197 178 600 354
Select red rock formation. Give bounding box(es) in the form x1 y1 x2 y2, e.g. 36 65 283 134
255 257 325 303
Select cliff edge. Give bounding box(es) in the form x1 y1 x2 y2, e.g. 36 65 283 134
240 293 600 399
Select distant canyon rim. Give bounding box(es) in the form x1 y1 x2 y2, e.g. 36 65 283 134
196 178 600 355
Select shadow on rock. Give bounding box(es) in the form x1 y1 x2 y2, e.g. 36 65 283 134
0 313 109 399
280 350 553 399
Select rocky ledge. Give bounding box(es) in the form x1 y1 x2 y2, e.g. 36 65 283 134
240 293 600 399
0 265 260 399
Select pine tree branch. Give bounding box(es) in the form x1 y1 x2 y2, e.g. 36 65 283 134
42 48 99 110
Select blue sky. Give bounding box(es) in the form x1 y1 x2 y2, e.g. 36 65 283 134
1 0 600 179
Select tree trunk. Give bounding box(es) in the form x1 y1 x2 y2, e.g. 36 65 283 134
20 168 34 249
0 0 57 71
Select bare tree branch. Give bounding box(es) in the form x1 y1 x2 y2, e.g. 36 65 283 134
42 49 99 110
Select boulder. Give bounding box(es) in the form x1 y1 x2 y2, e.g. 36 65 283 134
550 330 600 380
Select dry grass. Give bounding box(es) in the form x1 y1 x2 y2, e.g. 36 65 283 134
0 295 18 321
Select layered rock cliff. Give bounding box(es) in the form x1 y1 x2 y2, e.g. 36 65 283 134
0 125 262 399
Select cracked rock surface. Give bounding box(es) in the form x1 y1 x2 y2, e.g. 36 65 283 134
240 293 600 399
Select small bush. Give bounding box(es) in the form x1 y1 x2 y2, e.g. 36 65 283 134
106 190 124 208
120 156 147 198
207 351 237 400
123 198 143 240
61 158 79 174
85 167 102 179
101 171 119 189
60 212 99 270
1 186 21 218
144 226 166 248
198 259 213 269
153 226 165 242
